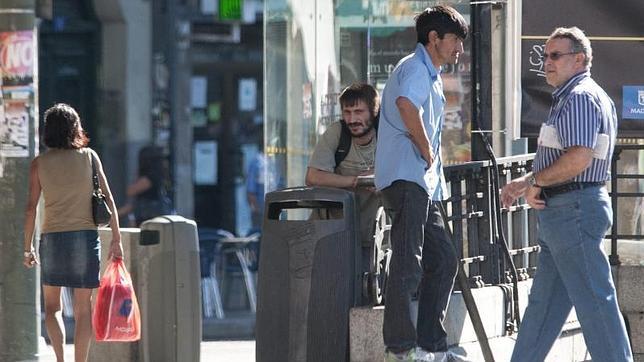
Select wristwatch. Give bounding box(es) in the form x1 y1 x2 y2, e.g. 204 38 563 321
527 174 539 187
24 251 33 258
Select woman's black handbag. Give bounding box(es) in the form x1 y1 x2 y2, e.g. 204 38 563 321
91 153 112 226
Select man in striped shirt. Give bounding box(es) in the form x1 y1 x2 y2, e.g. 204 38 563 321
501 27 633 361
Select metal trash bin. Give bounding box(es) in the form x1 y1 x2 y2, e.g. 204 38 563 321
138 215 201 362
256 187 361 362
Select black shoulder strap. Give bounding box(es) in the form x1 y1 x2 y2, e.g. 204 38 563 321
335 120 352 167
89 151 102 194
374 113 379 134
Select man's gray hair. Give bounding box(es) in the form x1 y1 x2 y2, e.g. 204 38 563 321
548 26 593 68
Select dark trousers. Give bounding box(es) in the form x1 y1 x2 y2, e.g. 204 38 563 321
381 180 458 352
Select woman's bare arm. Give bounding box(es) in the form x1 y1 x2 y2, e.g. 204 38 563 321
23 158 41 267
94 153 123 259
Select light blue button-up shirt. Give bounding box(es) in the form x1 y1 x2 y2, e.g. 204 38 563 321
375 43 447 200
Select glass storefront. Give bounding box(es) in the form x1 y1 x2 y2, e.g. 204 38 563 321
264 0 473 192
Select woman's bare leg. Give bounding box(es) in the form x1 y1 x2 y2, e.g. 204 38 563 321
43 285 65 362
73 288 93 362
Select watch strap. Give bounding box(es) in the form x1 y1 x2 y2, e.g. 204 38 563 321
528 174 540 187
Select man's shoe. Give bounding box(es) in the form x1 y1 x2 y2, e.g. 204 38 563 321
413 348 444 362
384 348 415 362
413 348 474 362
444 350 475 362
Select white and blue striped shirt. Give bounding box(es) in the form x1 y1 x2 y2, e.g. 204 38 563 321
533 71 617 182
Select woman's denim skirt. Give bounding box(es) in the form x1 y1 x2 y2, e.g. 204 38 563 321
39 230 101 288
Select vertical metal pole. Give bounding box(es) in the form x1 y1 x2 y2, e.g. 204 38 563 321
609 147 621 266
0 1 39 360
471 3 493 162
471 3 498 284
167 1 194 218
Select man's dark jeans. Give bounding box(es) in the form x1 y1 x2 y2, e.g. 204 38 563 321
381 180 458 352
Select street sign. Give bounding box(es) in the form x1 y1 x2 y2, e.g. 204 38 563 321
219 0 243 21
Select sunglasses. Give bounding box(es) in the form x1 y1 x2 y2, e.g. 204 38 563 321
541 51 579 61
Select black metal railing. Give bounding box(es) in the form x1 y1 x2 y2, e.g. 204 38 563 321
609 143 644 265
444 144 644 282
443 154 538 287
361 145 641 334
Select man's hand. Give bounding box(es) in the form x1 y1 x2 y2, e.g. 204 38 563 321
358 168 374 177
354 172 376 192
501 178 530 208
422 148 434 170
525 186 545 209
501 177 545 209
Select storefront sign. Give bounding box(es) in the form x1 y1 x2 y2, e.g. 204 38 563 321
219 0 242 21
623 86 644 120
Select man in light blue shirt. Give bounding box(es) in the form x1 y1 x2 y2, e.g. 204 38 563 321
375 5 470 362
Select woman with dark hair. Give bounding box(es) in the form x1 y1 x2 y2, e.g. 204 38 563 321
118 145 173 226
23 103 122 362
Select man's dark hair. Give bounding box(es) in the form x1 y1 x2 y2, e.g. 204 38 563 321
43 103 89 149
415 5 468 45
339 83 380 120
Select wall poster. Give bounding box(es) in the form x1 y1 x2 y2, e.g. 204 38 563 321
0 30 35 157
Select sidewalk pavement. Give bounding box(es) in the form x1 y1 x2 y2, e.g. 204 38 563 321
35 339 255 362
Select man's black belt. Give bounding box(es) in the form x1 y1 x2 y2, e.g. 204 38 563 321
540 181 606 199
